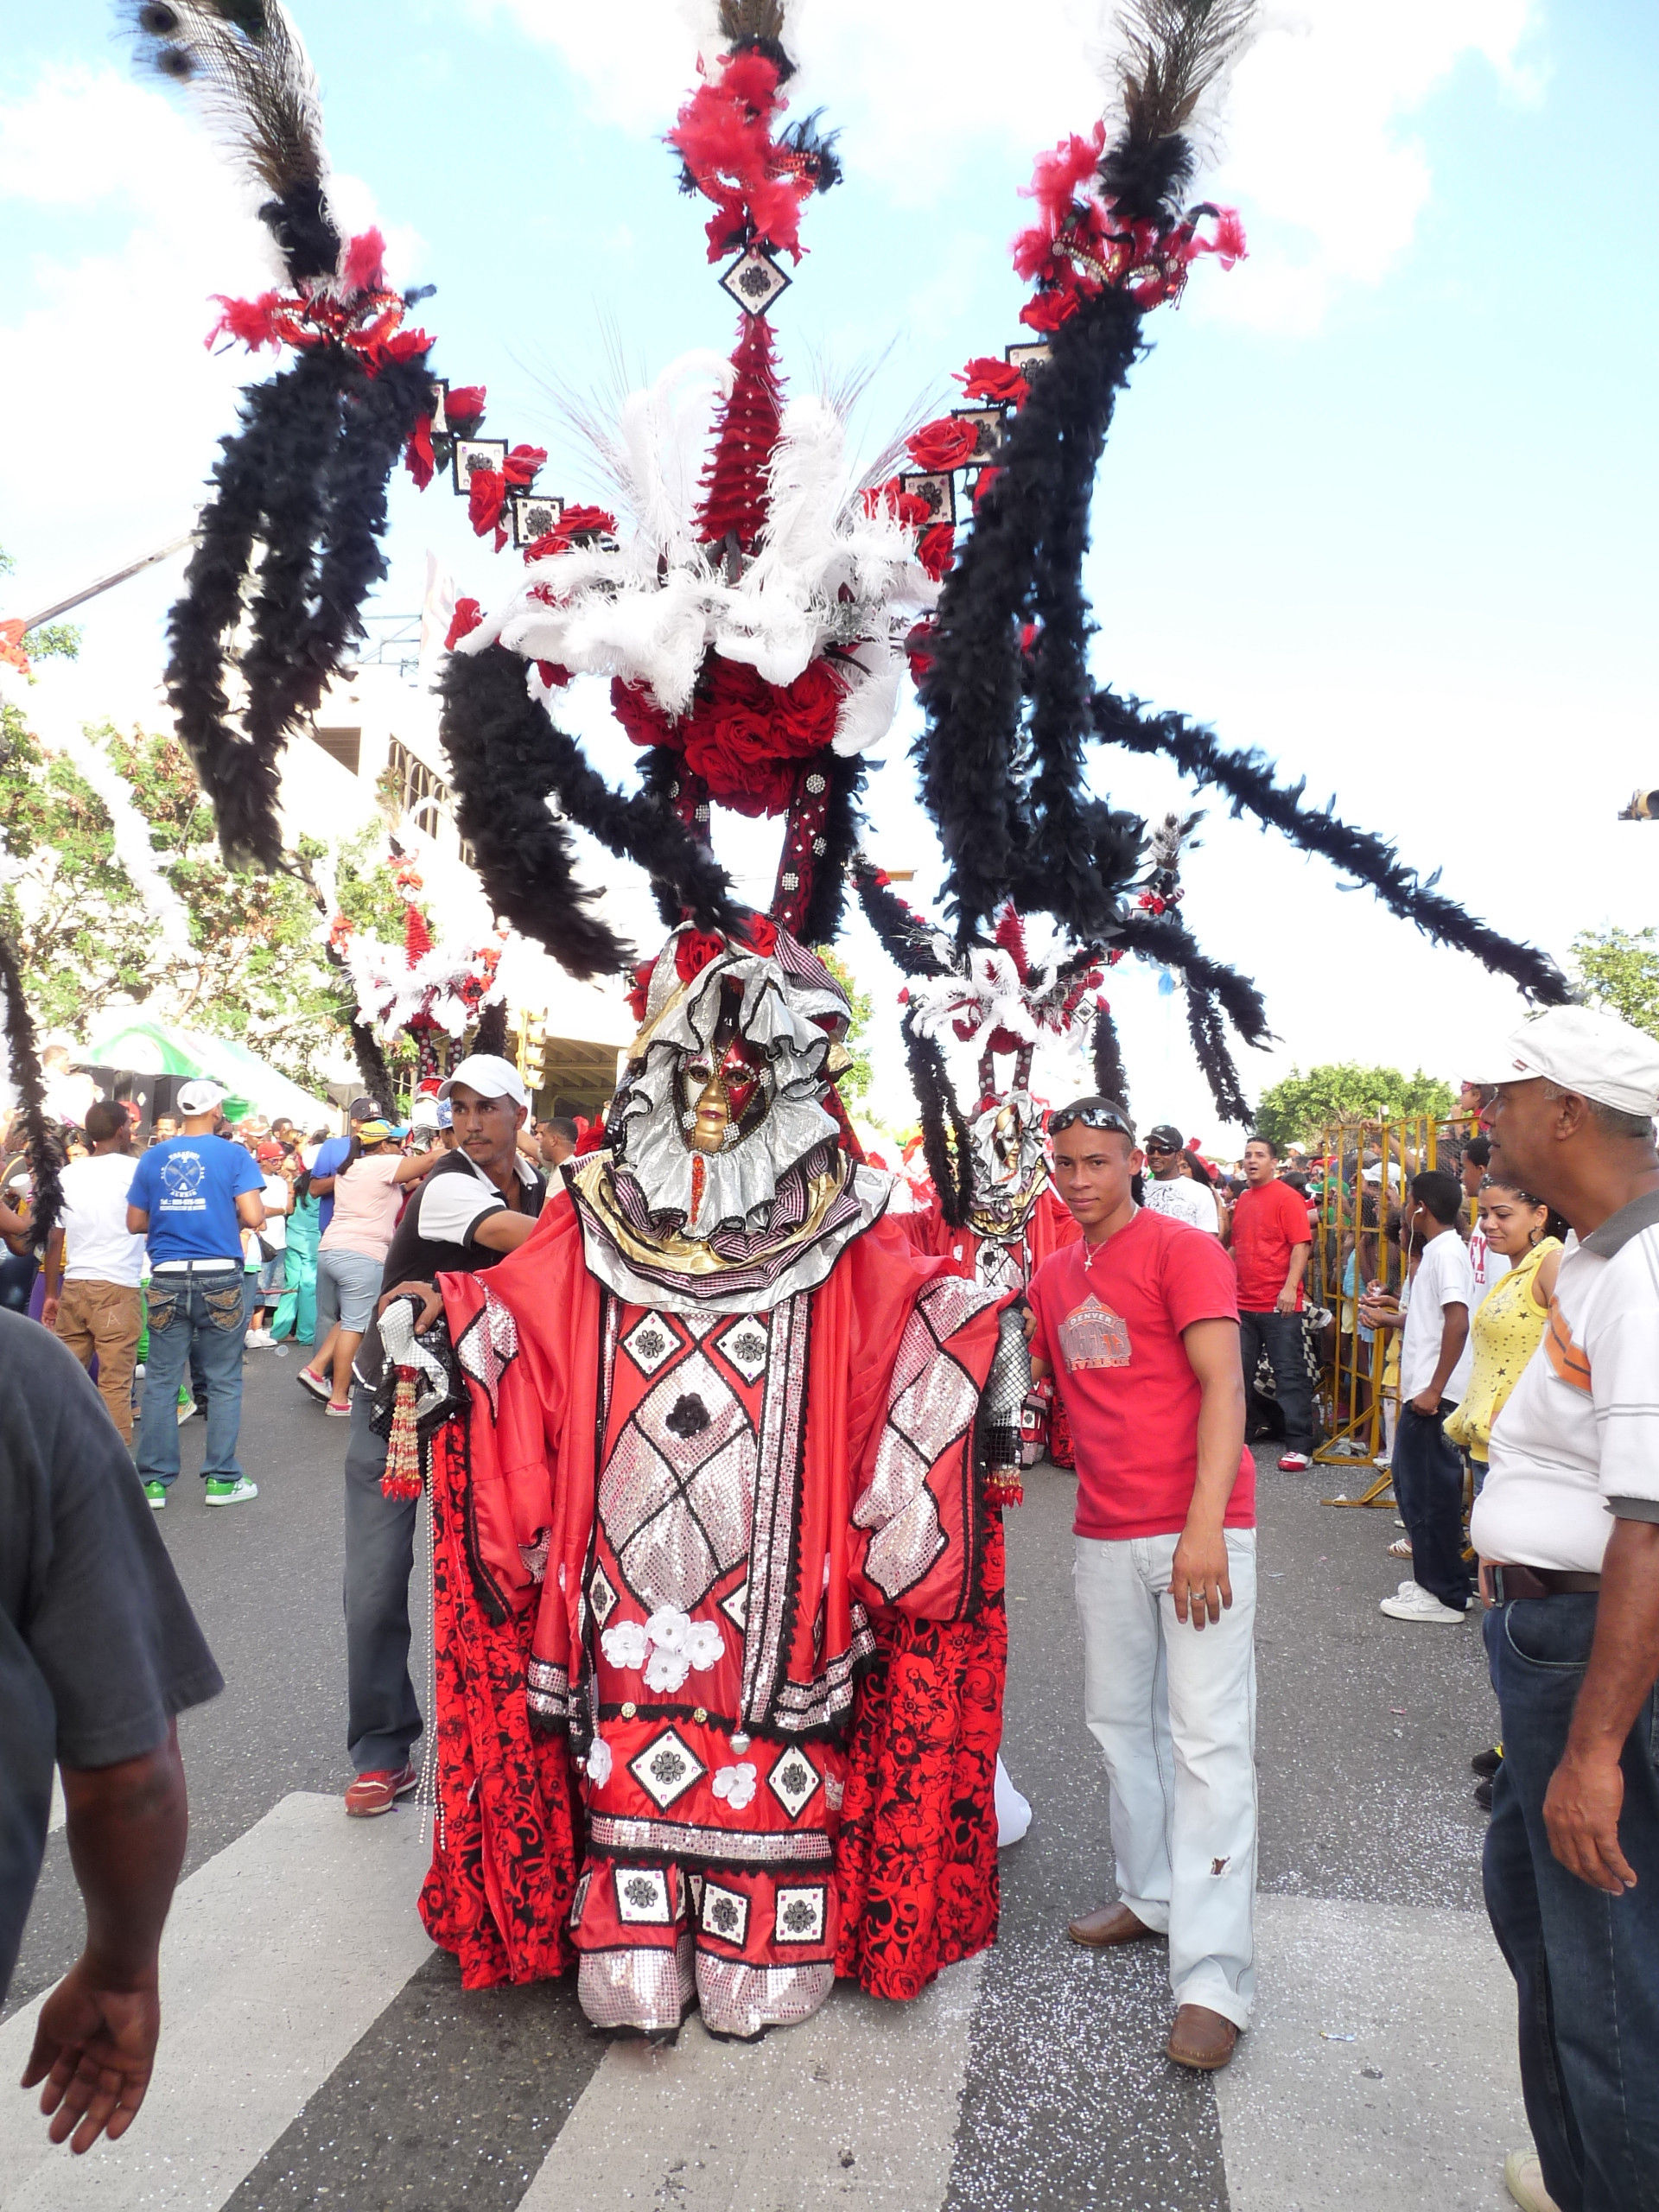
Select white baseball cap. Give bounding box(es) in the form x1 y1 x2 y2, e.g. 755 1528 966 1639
1469 1005 1659 1122
176 1078 229 1116
437 1053 530 1110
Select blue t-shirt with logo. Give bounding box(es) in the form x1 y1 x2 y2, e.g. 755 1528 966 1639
128 1135 263 1265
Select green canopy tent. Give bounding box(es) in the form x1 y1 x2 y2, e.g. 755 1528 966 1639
85 1016 334 1131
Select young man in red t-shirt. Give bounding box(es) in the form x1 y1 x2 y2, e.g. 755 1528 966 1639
1224 1134 1315 1471
1027 1097 1256 2073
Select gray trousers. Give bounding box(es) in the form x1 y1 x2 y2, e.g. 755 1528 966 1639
343 1385 423 1776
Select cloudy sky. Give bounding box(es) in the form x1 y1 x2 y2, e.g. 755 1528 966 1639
4 0 1656 1135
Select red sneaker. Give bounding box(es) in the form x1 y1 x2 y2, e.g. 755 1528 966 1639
344 1764 418 1818
1277 1451 1311 1471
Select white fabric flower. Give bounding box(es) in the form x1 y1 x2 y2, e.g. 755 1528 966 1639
683 1622 725 1672
711 1762 757 1810
586 1736 613 1787
645 1606 692 1655
644 1643 692 1694
601 1620 649 1670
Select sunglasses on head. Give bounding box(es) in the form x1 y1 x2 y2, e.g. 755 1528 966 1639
1049 1105 1135 1140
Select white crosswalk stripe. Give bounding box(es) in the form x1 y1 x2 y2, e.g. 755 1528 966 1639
519 1956 985 2212
1216 1896 1526 2211
0 1794 432 2211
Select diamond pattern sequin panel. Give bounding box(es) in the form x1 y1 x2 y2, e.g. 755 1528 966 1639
600 1347 760 1613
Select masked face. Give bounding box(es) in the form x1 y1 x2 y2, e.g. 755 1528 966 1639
992 1103 1023 1168
681 984 767 1155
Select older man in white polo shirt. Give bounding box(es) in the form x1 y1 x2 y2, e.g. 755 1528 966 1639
1469 1004 1659 2212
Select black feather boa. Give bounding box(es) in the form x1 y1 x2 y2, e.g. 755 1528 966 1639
1184 982 1253 1128
440 646 739 979
849 859 953 980
0 929 62 1251
901 1007 975 1230
349 1019 395 1113
166 345 436 872
1093 687 1573 1005
915 286 1151 942
1091 1002 1130 1117
470 1001 509 1060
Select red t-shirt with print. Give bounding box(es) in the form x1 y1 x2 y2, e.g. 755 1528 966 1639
1229 1176 1313 1313
1027 1207 1255 1541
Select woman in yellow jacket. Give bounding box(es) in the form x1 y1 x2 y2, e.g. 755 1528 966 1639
1444 1177 1566 1482
1444 1172 1566 1808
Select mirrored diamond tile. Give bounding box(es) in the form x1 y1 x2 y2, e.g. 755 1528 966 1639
720 246 791 317
767 1744 822 1821
613 1864 674 1924
700 1878 751 1948
588 1561 619 1628
621 1314 678 1376
719 1580 749 1634
773 1883 827 1945
629 1727 708 1812
716 1317 770 1386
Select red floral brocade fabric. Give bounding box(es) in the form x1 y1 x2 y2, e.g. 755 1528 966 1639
417 1188 1012 2001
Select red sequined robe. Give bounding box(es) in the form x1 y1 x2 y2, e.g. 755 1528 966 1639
417 1185 1013 2035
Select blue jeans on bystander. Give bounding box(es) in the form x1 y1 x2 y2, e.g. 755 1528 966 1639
1484 1593 1659 2212
136 1265 250 1488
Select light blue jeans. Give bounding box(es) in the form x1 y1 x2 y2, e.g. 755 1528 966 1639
135 1265 249 1486
1074 1528 1259 2027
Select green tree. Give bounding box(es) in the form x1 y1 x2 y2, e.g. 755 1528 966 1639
0 701 405 1090
1572 925 1659 1042
816 947 873 1109
1253 1062 1456 1148
0 544 81 662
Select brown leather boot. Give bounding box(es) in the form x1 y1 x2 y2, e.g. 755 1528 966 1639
1166 2005 1238 2071
1066 1903 1160 1948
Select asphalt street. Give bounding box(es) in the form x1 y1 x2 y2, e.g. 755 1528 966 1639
4 1344 1530 2211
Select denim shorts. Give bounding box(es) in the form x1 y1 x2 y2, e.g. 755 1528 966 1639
316 1244 385 1334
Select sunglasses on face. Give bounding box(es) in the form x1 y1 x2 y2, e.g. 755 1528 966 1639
1144 1141 1179 1156
1048 1105 1136 1141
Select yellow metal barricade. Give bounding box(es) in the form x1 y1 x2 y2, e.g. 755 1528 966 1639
1309 1113 1467 1506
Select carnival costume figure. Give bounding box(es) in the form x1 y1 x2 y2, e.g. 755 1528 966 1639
394 917 1030 2037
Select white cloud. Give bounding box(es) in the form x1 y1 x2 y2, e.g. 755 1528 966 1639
485 0 1542 330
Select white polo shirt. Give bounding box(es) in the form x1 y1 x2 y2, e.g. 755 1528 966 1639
1471 1192 1659 1573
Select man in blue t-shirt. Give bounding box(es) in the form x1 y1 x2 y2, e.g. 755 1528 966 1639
127 1079 265 1510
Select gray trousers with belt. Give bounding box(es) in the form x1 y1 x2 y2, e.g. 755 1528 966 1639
343 1385 423 1775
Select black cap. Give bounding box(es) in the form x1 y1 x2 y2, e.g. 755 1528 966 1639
1145 1124 1184 1151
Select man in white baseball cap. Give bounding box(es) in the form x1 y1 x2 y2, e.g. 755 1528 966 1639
338 1047 544 1819
1465 1001 1659 2212
435 1053 531 1111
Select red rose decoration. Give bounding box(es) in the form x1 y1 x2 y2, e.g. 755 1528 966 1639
404 413 436 490
445 385 487 433
444 598 482 650
972 467 1001 513
503 444 548 488
685 656 844 817
743 914 779 957
611 677 677 753
535 660 572 689
675 931 726 986
1020 288 1078 334
906 418 981 474
467 465 506 538
954 356 1029 407
862 479 932 532
916 523 956 581
559 504 617 540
